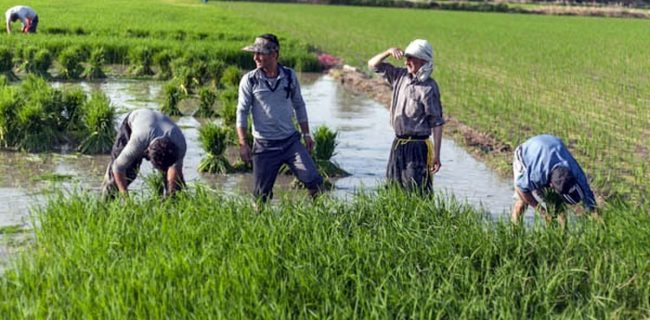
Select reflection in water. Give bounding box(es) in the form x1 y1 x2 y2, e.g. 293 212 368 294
1 75 521 228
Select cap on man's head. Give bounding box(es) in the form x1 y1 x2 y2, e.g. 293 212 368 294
550 166 584 205
404 39 433 62
242 34 280 54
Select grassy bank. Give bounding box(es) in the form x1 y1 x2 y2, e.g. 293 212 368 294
0 187 648 317
215 1 650 202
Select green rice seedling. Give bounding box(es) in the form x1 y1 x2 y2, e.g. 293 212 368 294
62 88 88 133
160 79 184 117
129 46 156 77
0 46 18 81
198 122 232 174
312 125 348 177
153 50 173 80
57 46 85 80
77 92 116 154
195 87 217 118
205 59 225 88
18 46 39 75
0 75 8 87
218 86 238 126
142 172 165 198
220 65 241 88
14 101 61 152
0 86 19 147
82 47 107 80
33 49 53 79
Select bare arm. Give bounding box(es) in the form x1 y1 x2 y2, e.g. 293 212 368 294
165 165 184 195
368 48 403 69
113 171 129 195
6 20 11 33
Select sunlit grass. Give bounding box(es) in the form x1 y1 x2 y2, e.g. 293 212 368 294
0 187 648 317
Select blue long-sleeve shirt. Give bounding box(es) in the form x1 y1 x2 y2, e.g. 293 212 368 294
516 134 596 210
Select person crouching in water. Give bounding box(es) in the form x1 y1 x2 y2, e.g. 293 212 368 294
368 39 445 193
101 108 186 198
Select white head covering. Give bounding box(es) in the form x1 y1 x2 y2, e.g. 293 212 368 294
404 39 434 82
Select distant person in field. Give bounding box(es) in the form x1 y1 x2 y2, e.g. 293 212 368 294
368 39 445 193
5 5 38 34
101 109 187 199
236 33 323 203
511 134 598 226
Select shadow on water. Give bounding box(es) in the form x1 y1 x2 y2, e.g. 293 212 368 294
1 74 528 229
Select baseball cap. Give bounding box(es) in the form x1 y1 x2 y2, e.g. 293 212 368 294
242 34 280 54
550 166 584 205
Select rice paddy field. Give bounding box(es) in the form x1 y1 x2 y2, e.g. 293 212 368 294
1 0 650 317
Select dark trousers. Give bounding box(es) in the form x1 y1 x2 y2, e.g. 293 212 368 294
386 136 433 193
252 132 323 202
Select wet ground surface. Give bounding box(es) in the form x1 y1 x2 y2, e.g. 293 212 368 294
0 74 520 230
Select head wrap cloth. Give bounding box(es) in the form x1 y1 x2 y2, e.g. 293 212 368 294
404 39 434 82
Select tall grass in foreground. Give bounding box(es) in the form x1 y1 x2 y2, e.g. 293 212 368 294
0 187 648 318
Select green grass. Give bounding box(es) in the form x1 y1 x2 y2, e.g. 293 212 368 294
215 2 650 201
0 187 649 317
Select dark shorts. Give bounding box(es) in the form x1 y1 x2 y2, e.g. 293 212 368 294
386 136 432 193
252 132 323 202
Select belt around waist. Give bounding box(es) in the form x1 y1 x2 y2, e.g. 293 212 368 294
395 134 430 140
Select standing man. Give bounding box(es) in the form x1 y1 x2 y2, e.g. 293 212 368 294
236 33 323 202
368 39 445 193
511 134 597 226
5 5 38 34
101 109 186 198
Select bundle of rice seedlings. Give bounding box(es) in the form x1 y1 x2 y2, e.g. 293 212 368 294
0 46 18 81
18 46 38 74
15 101 62 152
128 46 155 77
0 86 19 147
61 88 87 132
33 49 53 78
194 87 217 118
313 125 349 177
172 65 200 95
77 92 116 154
220 66 241 88
82 47 107 80
218 86 238 126
153 50 173 80
160 79 184 116
57 46 85 79
197 123 232 174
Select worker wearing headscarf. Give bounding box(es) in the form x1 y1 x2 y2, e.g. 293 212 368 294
368 39 445 193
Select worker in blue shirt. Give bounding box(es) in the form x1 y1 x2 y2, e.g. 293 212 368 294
512 134 597 226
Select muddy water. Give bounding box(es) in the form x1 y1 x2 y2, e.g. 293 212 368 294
0 74 522 230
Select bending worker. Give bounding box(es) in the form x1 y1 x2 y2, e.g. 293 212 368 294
236 33 323 202
101 108 186 198
512 134 597 225
5 5 38 33
368 39 445 193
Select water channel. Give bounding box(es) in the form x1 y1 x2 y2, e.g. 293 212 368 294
0 73 522 230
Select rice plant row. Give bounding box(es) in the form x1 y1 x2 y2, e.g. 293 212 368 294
0 75 116 153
